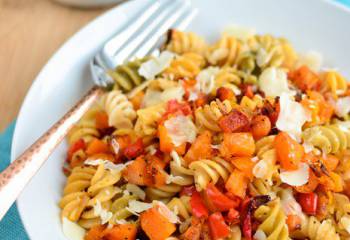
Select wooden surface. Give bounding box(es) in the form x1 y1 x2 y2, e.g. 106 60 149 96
0 0 110 131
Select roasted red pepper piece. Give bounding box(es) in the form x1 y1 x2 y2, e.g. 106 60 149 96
218 109 250 133
190 191 209 219
297 192 318 215
67 139 86 161
205 183 240 211
240 195 271 240
123 138 144 159
208 212 230 239
226 208 240 224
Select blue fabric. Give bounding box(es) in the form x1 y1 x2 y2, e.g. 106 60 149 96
0 122 29 240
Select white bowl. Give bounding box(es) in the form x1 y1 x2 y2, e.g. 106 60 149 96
11 0 350 239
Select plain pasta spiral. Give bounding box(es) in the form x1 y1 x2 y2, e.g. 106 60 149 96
189 157 234 191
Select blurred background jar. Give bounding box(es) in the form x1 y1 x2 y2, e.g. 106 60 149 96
53 0 124 8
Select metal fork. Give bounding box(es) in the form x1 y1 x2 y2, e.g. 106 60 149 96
0 0 197 220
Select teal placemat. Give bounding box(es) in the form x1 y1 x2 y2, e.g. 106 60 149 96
0 121 29 240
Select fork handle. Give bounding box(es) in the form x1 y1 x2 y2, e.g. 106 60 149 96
0 86 103 220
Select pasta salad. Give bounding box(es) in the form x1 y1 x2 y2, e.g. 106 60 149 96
60 27 350 240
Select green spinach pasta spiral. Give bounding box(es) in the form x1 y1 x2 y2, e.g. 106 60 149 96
109 57 150 92
189 157 234 191
254 199 289 240
302 123 350 154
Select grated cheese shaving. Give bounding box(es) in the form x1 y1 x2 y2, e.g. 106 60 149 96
139 51 175 80
93 200 113 224
84 159 126 172
252 160 268 178
258 67 294 97
276 92 309 141
280 163 309 186
164 116 197 147
126 200 152 216
196 67 220 94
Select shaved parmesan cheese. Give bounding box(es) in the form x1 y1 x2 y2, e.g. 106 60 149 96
127 200 152 216
196 67 220 94
111 138 120 154
251 156 259 162
252 160 268 178
280 188 303 217
93 200 113 224
280 163 309 186
62 217 86 240
276 92 309 141
139 51 175 80
253 229 267 240
114 219 128 225
258 67 294 97
126 183 146 200
84 159 126 172
153 201 180 224
142 86 185 107
296 51 323 72
223 24 256 41
164 115 197 147
335 97 350 117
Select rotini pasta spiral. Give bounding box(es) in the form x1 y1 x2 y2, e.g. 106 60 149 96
254 199 289 240
109 191 138 225
67 105 101 144
215 67 257 89
109 57 150 92
323 70 348 97
195 99 236 132
249 178 272 197
146 153 194 200
100 90 136 135
189 157 234 191
252 35 285 70
163 52 205 80
302 123 350 154
294 215 340 240
78 164 122 228
240 95 264 113
167 196 191 220
59 166 96 221
134 103 166 138
255 135 276 158
165 29 208 55
207 34 241 66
